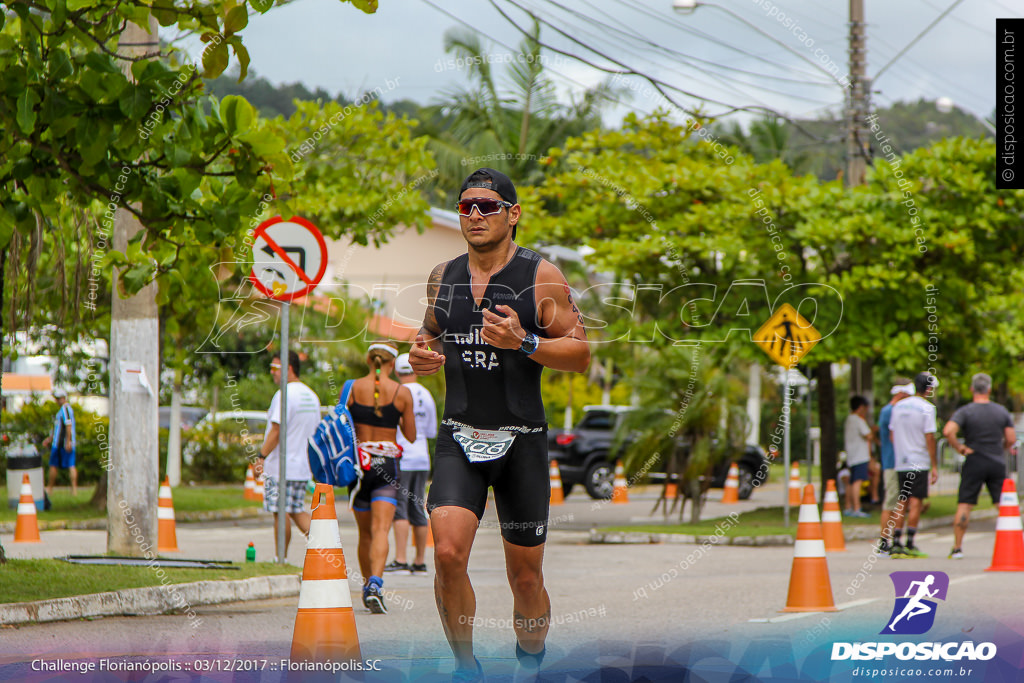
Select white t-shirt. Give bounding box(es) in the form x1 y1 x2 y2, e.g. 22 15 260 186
889 395 937 472
396 382 438 472
843 413 871 467
264 381 321 481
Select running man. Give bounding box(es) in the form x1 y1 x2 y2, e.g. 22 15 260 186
942 372 1016 559
43 388 77 497
887 574 939 632
409 168 590 680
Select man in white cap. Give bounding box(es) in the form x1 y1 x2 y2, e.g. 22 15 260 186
888 372 940 558
385 352 438 574
876 378 912 556
42 388 77 497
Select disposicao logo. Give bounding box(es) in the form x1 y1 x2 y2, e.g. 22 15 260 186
831 571 997 662
882 571 948 635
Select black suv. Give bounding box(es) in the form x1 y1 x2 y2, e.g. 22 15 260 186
548 405 769 500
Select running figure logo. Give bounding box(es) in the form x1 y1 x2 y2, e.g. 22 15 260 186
881 571 949 635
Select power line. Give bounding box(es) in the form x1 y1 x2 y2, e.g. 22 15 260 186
873 0 966 81
521 0 836 106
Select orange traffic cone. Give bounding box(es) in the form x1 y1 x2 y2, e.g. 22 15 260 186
788 462 802 506
243 466 258 501
291 484 361 662
782 484 837 612
721 463 740 504
986 478 1024 572
665 481 678 501
157 477 179 552
611 460 629 504
822 479 847 552
13 474 41 543
549 461 564 505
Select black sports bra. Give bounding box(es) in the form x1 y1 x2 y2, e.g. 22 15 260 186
349 385 402 429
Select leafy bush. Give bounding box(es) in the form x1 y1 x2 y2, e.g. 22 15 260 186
182 418 261 484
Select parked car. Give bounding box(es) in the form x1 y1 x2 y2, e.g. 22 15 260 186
158 406 208 432
548 405 769 500
183 410 267 464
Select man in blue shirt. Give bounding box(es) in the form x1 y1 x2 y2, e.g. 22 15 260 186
43 388 78 497
877 379 912 555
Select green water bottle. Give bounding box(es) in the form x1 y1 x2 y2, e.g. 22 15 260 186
246 542 255 563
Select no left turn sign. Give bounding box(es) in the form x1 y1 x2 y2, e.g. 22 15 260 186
249 216 327 301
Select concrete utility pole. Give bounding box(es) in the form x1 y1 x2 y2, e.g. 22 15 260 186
107 18 161 556
847 0 873 408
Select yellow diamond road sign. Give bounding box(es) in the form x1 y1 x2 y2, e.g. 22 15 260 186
753 303 821 368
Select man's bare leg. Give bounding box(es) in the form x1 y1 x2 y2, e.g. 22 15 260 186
503 539 550 658
412 524 428 566
953 503 972 550
432 507 480 671
394 519 411 565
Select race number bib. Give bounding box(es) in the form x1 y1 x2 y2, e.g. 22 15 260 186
453 428 517 463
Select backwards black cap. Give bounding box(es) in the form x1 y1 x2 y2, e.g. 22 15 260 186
459 167 519 239
459 167 518 204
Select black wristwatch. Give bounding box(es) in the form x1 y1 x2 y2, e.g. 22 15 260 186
519 332 539 356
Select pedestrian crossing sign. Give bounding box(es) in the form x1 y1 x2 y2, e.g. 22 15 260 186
752 303 820 368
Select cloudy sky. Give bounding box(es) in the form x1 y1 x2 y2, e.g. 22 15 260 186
177 0 1006 125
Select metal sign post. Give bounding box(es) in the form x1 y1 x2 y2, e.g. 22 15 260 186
248 215 327 566
277 301 289 564
753 304 821 529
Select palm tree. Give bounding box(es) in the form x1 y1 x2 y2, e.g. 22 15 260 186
615 344 750 523
422 20 620 206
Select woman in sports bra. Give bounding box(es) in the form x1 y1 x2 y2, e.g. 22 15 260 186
347 341 416 614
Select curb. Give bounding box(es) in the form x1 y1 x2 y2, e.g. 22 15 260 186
0 507 265 534
588 508 1001 546
0 573 300 626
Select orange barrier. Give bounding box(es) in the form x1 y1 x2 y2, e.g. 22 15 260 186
291 484 362 662
721 463 740 504
986 478 1024 572
13 474 41 543
782 484 837 612
549 461 564 505
788 462 802 506
157 477 179 552
821 479 847 552
611 460 629 504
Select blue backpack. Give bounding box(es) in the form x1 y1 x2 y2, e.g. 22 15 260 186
307 380 358 487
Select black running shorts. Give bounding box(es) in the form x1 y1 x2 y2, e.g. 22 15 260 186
958 456 1005 506
427 425 549 547
897 470 929 501
349 457 401 512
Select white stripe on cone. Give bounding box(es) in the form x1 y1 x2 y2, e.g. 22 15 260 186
297 579 353 609
821 511 842 522
793 539 827 558
157 507 175 520
823 491 839 503
798 505 821 524
995 516 1023 531
307 519 343 549
20 483 33 496
18 503 37 515
159 486 172 498
1001 493 1020 507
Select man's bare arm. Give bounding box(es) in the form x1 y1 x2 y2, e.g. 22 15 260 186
411 262 448 375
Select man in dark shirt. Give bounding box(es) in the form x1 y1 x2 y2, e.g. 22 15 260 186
942 372 1016 559
409 168 590 680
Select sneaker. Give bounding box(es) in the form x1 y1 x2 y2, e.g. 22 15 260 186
949 548 964 559
876 540 891 556
452 657 484 683
903 545 929 558
410 563 428 573
384 561 410 573
363 576 387 614
850 510 870 518
889 543 908 558
515 641 546 670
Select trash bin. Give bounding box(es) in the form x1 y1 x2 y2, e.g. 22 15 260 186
6 444 45 512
